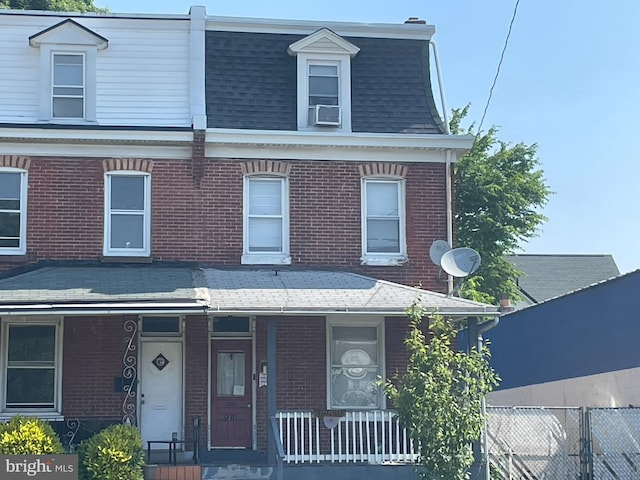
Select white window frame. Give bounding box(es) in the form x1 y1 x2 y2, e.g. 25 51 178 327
296 55 351 131
0 318 63 419
38 46 97 123
0 168 28 256
361 178 407 266
288 29 359 133
242 176 291 265
326 316 385 410
51 52 86 120
104 171 151 257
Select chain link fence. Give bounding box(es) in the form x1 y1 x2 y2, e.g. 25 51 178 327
486 407 640 480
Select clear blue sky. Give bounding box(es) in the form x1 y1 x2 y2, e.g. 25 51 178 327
100 0 640 274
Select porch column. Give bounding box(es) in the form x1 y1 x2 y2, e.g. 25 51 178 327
267 317 277 463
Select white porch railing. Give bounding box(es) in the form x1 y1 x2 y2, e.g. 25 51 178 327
275 410 418 464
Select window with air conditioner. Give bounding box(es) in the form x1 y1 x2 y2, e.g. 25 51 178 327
288 28 359 132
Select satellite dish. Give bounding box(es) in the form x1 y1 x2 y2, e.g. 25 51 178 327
440 247 481 278
429 240 451 266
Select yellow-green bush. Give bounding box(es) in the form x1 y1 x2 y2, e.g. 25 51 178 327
0 416 64 454
78 423 144 480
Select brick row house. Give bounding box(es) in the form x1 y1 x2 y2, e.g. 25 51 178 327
0 5 498 473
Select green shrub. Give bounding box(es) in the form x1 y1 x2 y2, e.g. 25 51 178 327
78 423 144 480
0 416 64 454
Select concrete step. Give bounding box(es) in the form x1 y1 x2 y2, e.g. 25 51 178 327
201 464 273 480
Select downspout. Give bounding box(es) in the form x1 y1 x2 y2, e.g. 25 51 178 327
430 39 455 293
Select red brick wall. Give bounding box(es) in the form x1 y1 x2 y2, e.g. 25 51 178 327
0 156 448 292
184 315 209 445
62 315 131 419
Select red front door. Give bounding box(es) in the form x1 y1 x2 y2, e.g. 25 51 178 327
211 339 253 448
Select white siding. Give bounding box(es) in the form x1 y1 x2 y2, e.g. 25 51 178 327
0 15 192 127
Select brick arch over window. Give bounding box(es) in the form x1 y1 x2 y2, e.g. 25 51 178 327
102 158 154 173
0 156 31 170
241 160 291 176
358 163 408 179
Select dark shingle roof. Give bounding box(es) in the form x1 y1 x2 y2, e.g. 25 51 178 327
0 265 497 317
507 254 620 303
205 32 444 134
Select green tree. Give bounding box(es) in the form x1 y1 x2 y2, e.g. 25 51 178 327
452 106 551 304
0 0 106 12
385 303 499 480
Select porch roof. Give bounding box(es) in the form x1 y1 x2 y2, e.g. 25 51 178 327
198 268 499 317
0 265 207 315
0 264 498 317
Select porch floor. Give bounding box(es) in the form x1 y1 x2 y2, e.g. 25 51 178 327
146 448 267 466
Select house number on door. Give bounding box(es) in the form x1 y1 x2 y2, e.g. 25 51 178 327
225 415 237 421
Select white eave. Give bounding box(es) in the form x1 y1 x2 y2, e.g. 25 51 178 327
206 15 435 40
205 129 474 162
0 127 193 159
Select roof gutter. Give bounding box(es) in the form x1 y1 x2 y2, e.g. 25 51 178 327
205 307 501 317
0 302 208 316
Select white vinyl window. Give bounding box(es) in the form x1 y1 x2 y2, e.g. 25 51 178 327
1 320 62 416
52 53 85 119
309 64 339 107
328 319 383 409
104 172 151 257
242 176 290 265
361 178 407 265
0 169 28 255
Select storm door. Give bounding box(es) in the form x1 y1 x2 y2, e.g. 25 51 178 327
211 339 252 448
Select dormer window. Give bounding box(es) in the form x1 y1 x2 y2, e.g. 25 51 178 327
29 19 108 124
52 53 85 119
288 29 359 132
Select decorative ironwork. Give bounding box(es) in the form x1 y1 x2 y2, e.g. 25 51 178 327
64 418 80 452
152 353 169 371
122 319 138 425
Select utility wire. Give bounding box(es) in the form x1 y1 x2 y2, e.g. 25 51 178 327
476 0 521 136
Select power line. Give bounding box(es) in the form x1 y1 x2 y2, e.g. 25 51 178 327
476 0 521 136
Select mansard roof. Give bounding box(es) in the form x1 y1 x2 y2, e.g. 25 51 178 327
205 31 445 134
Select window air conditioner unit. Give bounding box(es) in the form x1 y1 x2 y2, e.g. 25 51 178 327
313 105 341 126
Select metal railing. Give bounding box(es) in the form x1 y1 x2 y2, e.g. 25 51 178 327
275 410 417 464
269 416 285 480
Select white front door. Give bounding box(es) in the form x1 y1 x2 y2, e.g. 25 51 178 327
140 341 183 445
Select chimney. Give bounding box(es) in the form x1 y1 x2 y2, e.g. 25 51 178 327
499 294 514 313
404 17 426 24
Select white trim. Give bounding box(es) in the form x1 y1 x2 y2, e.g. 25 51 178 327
0 317 63 417
242 176 291 265
360 178 407 266
206 129 473 162
38 45 98 124
289 29 357 133
0 168 28 256
326 316 386 410
104 171 151 257
205 16 435 40
190 6 207 129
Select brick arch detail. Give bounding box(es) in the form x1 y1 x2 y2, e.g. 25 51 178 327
102 158 154 173
0 156 31 170
358 163 408 178
241 160 291 176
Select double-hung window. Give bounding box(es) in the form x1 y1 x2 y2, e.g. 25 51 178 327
242 176 290 265
0 169 27 255
328 319 383 409
361 178 407 265
2 321 62 415
52 53 85 119
104 172 151 257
